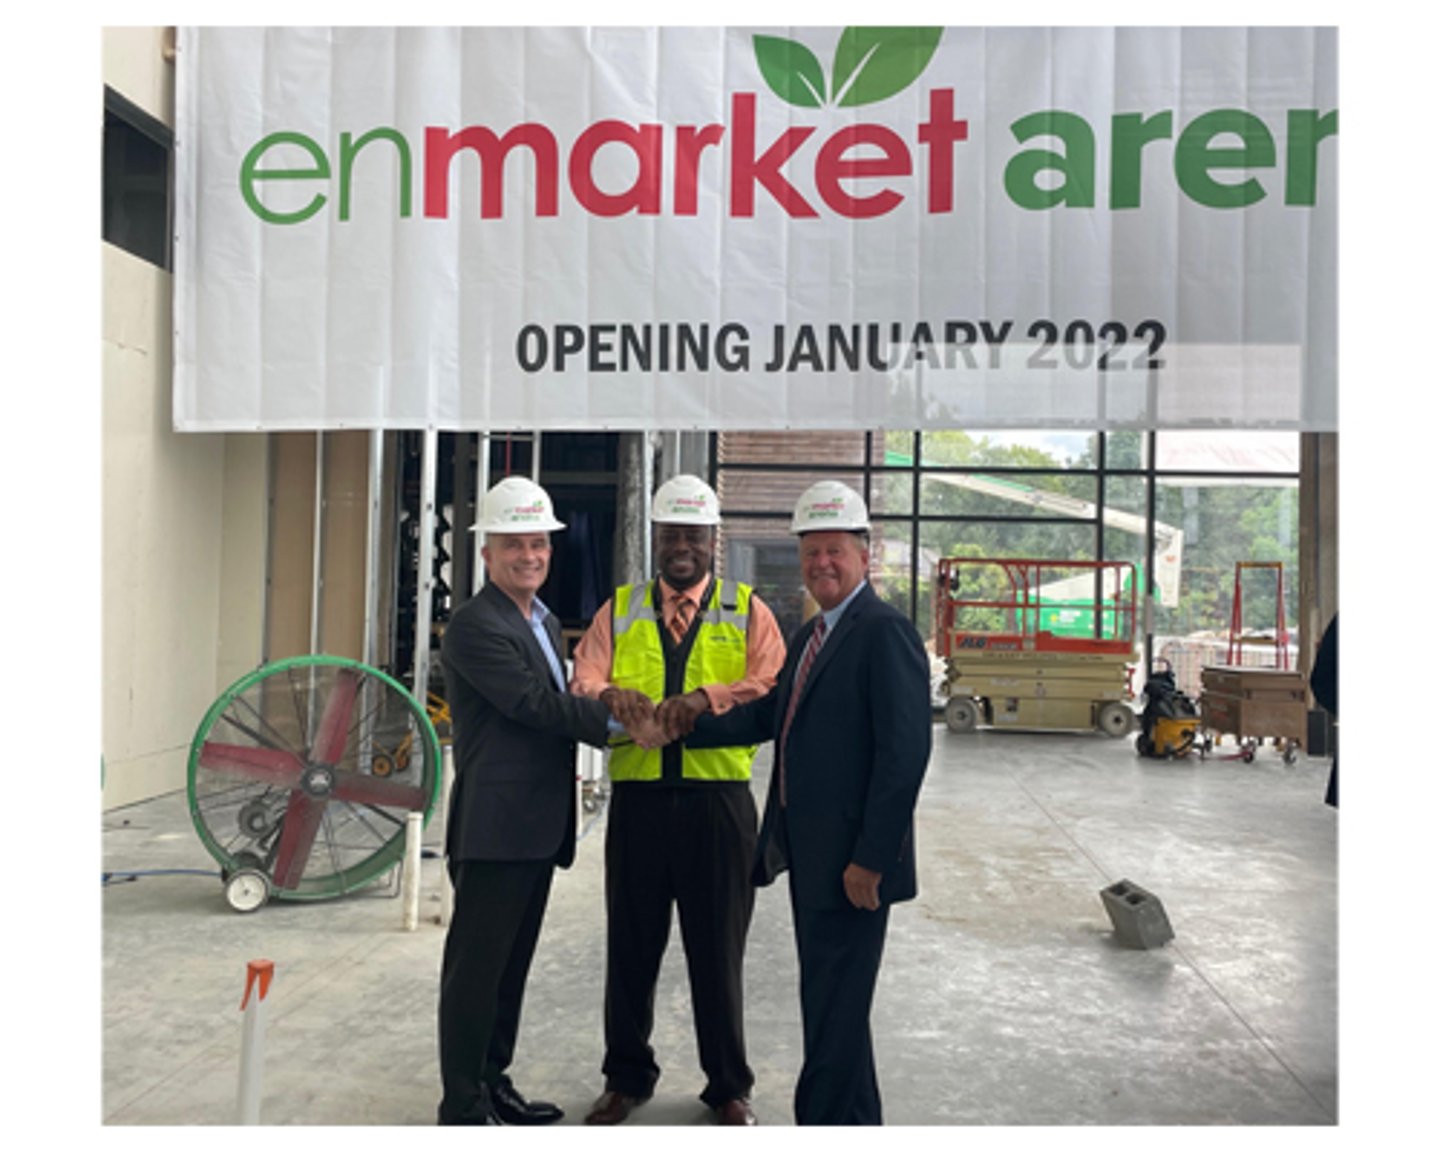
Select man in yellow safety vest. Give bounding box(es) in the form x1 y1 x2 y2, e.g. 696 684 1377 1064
572 473 786 1126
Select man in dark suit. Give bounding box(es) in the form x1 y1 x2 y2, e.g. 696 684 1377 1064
437 476 623 1126
687 480 932 1125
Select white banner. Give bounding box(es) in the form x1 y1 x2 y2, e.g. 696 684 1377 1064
173 26 1337 432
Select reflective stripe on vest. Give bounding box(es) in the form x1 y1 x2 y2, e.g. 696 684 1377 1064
608 579 757 782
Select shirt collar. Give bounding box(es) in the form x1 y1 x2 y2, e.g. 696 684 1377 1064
820 579 868 631
657 574 711 608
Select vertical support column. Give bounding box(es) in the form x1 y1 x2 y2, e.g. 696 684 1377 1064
310 432 327 655
473 434 490 595
614 433 648 588
362 429 384 669
642 432 654 578
414 429 439 708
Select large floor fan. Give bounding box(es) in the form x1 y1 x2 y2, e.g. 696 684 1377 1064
187 656 441 912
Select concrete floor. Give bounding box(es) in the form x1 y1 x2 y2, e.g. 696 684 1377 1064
101 726 1337 1126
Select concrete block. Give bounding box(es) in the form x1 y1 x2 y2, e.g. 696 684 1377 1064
1101 879 1175 949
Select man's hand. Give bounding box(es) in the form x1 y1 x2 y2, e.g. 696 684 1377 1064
656 690 711 742
601 687 656 730
842 863 883 911
626 713 670 750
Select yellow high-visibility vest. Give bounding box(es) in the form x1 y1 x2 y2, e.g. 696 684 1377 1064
607 579 757 782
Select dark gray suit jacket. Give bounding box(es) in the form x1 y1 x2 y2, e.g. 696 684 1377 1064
692 583 932 910
441 581 611 867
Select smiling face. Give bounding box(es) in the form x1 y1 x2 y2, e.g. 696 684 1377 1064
655 523 715 592
481 532 552 608
799 530 869 611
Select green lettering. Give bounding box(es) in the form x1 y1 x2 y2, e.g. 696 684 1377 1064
1110 111 1173 210
239 131 331 225
1175 109 1274 209
338 128 412 222
1005 111 1095 209
1285 109 1338 206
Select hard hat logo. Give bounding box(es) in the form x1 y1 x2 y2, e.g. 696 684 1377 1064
475 477 566 533
791 480 871 533
652 474 722 525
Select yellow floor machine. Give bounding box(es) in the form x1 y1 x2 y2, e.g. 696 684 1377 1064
1135 660 1201 758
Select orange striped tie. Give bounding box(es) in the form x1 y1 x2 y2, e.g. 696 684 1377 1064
669 595 694 644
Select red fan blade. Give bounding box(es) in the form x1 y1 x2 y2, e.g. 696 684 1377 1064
198 742 305 787
312 668 362 766
270 792 327 891
331 773 429 812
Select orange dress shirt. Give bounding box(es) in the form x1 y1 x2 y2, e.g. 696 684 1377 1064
571 574 786 713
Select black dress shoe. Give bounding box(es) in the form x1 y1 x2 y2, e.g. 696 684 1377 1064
437 1104 501 1125
491 1081 564 1126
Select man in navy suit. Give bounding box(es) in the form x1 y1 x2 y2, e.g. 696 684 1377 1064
686 480 932 1125
437 476 626 1126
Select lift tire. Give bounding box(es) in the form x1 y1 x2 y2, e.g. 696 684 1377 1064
944 696 979 734
1097 702 1134 738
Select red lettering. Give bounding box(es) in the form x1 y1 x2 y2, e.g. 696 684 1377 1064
569 121 664 216
815 125 909 218
916 88 968 213
423 124 559 219
675 124 725 215
729 93 817 218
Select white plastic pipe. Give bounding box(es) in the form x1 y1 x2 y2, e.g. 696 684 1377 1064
402 811 423 932
439 744 455 926
237 959 274 1124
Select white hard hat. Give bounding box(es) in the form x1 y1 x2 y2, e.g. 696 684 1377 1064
652 474 721 526
790 480 871 534
473 476 566 534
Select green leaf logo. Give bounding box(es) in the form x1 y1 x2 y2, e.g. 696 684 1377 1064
754 27 943 109
755 35 827 108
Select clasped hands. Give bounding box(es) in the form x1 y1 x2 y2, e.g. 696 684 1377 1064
601 687 709 749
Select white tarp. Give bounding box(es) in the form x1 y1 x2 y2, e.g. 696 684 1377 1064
173 26 1337 432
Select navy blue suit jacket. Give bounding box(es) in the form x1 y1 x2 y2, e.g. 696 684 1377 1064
441 582 611 868
692 583 932 911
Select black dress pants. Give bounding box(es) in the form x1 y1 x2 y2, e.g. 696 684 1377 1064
601 784 757 1106
789 891 890 1125
437 857 554 1124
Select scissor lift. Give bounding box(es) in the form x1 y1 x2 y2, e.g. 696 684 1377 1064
935 557 1138 736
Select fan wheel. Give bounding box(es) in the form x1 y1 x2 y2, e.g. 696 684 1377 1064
187 656 440 905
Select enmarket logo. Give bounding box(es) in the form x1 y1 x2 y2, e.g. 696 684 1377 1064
238 27 1337 227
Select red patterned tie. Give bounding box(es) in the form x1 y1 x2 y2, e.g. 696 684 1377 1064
778 617 826 807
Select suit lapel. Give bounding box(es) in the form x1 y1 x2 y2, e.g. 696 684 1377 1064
484 583 559 688
791 584 872 712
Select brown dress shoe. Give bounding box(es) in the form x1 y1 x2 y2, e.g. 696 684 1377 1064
584 1090 648 1125
713 1098 757 1126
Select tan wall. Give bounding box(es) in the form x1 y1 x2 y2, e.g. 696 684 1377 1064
263 431 378 664
102 26 267 809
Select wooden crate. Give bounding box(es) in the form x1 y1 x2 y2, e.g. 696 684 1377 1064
1199 665 1306 742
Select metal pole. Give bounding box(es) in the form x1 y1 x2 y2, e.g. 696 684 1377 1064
362 429 384 668
310 432 327 655
642 432 654 578
474 434 490 594
414 429 438 708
